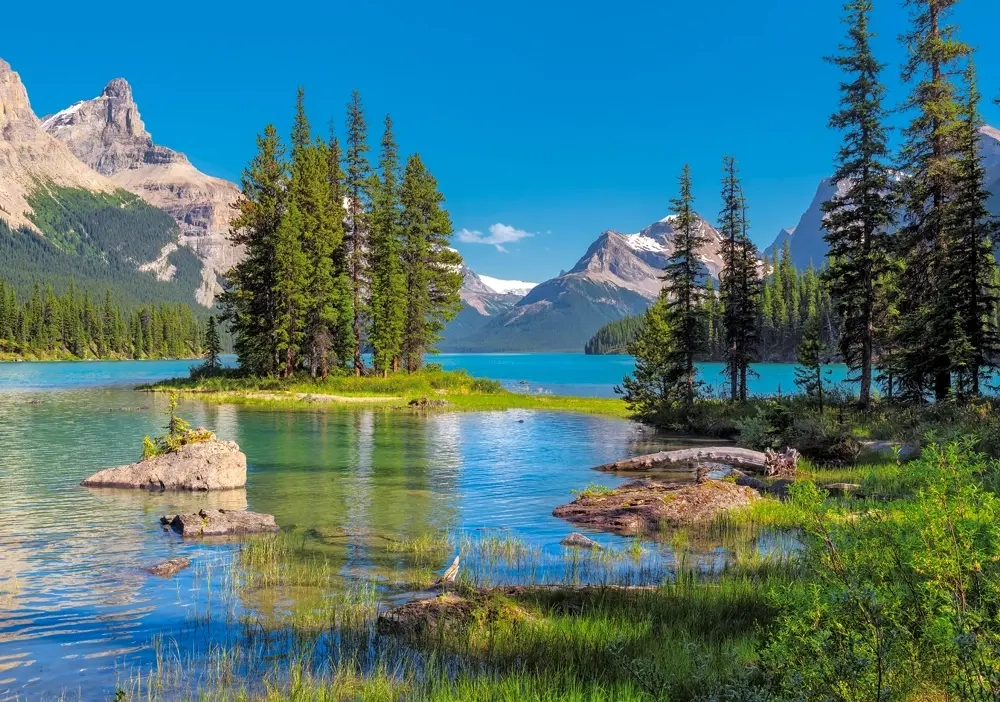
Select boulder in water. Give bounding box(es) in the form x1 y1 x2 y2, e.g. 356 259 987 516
160 508 279 538
144 557 191 576
560 532 602 549
81 440 246 491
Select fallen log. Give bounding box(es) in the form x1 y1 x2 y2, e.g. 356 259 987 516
594 446 799 477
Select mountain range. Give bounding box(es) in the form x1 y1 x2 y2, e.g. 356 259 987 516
1 55 997 352
0 58 238 307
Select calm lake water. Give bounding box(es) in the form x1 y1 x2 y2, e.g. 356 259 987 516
0 355 803 699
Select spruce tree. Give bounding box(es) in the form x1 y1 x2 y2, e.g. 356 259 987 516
945 61 1000 397
897 0 971 400
718 156 761 402
399 154 463 372
369 115 407 376
617 297 673 420
220 125 287 376
289 89 342 378
821 0 896 409
661 164 709 407
273 198 308 377
344 91 372 375
795 314 829 411
328 123 355 368
204 315 222 370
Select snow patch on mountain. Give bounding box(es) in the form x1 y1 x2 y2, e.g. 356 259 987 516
623 233 666 253
478 275 537 296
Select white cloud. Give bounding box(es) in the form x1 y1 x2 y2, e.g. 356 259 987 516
456 223 534 252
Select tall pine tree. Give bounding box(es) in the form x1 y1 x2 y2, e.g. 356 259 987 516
896 0 971 400
369 115 407 376
220 125 287 376
399 154 463 372
822 0 896 409
344 91 372 375
718 156 761 402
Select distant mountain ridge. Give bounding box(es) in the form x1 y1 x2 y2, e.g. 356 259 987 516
442 215 724 353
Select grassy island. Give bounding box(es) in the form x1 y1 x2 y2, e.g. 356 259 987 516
141 367 631 418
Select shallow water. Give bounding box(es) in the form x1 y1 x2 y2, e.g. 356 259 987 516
0 357 795 699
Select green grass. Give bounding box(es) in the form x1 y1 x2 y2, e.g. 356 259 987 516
141 368 630 418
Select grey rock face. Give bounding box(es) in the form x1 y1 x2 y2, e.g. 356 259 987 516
81 440 247 491
161 509 279 537
42 78 242 306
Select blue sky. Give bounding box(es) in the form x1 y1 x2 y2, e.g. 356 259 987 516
6 0 1000 282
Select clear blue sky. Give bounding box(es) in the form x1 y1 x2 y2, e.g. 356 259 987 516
6 0 999 282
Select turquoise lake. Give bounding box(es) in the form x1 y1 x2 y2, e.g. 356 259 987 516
0 355 810 699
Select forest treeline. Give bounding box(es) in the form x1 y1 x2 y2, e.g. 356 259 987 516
221 90 463 378
586 241 841 360
0 276 206 360
621 0 999 416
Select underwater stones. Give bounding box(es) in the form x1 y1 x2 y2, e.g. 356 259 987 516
81 440 246 491
144 557 190 576
560 532 602 549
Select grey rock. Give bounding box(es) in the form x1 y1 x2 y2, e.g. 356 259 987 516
81 439 246 491
825 482 863 497
161 509 278 537
561 532 602 550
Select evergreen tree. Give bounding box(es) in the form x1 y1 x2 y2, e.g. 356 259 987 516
821 0 896 409
945 61 1000 398
344 90 372 375
273 198 308 377
369 115 407 376
328 123 355 368
616 298 673 420
795 314 830 411
661 165 709 407
290 89 343 378
220 125 287 376
399 154 463 372
896 0 972 400
204 315 222 369
717 156 762 401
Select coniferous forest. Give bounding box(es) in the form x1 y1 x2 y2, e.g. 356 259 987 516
620 0 1000 416
0 275 205 360
220 89 463 378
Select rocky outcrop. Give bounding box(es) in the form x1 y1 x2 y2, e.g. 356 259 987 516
42 78 241 306
81 440 246 491
0 59 117 230
144 557 191 576
553 479 759 536
161 509 278 537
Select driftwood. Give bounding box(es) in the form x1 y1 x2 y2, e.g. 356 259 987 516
594 446 800 477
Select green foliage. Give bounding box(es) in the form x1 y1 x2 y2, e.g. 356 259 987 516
764 441 1000 699
821 0 896 409
140 391 213 459
584 314 644 354
0 272 205 360
795 314 832 411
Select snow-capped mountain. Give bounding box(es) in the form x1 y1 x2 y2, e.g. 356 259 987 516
442 214 724 352
478 275 537 296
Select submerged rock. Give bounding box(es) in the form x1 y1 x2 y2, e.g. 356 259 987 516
144 557 190 576
378 592 529 638
160 509 278 537
560 532 602 549
553 479 758 536
81 440 246 491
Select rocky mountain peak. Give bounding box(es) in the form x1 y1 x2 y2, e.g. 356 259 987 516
41 79 183 176
0 59 36 131
102 77 133 100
